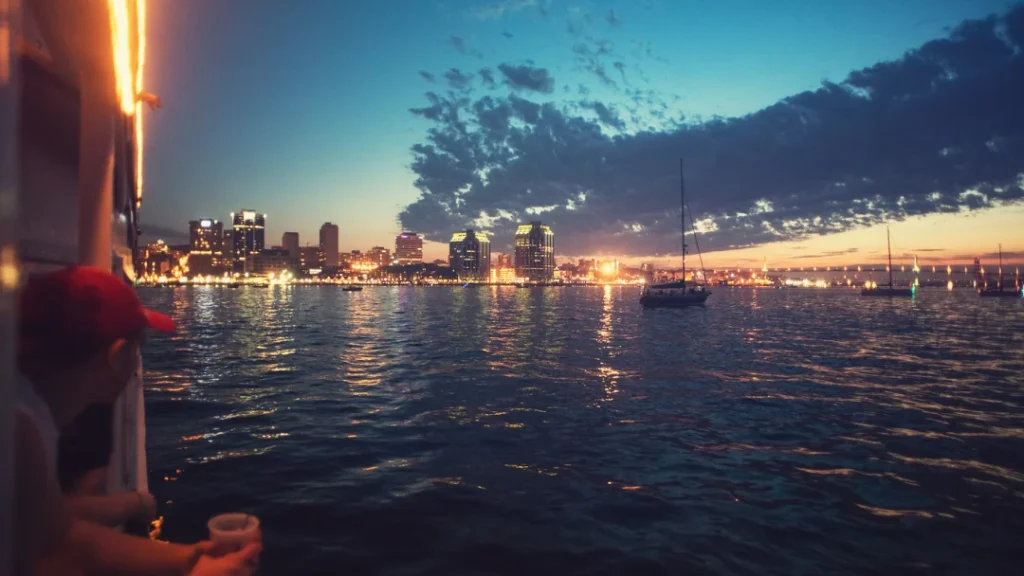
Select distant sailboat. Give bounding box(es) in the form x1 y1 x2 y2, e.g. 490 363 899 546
861 226 914 297
978 244 1021 298
640 159 710 307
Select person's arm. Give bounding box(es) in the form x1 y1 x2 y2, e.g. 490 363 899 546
68 491 156 527
14 412 71 576
68 519 201 576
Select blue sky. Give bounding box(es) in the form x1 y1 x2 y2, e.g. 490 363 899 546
143 0 1022 263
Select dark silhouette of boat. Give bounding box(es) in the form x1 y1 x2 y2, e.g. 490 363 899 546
342 285 363 292
979 244 1021 298
641 159 710 308
861 227 914 297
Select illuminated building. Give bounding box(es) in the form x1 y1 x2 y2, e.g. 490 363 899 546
319 222 340 268
367 246 391 267
231 210 266 272
253 248 298 276
395 232 424 264
495 253 512 268
449 229 491 281
299 246 320 273
282 232 300 258
188 218 225 275
490 266 516 283
514 221 555 282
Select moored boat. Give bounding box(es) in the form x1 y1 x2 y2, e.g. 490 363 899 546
641 159 710 308
861 227 915 297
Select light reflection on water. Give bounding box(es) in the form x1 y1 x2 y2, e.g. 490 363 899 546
141 286 1024 575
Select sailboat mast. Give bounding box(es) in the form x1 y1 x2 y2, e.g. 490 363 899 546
999 243 1004 291
680 158 686 283
887 226 893 289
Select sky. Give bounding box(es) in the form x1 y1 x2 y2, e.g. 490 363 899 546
142 0 1024 267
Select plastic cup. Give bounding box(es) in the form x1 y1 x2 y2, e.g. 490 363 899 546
207 513 261 556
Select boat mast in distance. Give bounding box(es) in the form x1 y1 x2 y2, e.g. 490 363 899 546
979 242 1022 297
861 225 913 297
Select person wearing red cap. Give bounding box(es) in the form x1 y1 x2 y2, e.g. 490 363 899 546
14 266 260 576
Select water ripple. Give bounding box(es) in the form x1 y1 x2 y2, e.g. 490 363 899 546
140 286 1024 575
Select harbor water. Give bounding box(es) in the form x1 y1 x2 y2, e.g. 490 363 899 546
141 286 1024 575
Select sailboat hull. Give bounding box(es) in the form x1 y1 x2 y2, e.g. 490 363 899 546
640 290 710 307
861 288 914 297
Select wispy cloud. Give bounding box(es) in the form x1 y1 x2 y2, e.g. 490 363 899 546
472 0 536 20
418 70 436 83
449 35 483 58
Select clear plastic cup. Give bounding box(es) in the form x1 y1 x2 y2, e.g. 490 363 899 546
207 513 261 556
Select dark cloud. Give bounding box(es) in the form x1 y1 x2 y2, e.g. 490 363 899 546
479 68 497 89
497 62 555 93
444 68 475 92
449 36 482 58
418 70 436 83
606 8 622 27
578 100 625 130
502 31 514 39
140 223 188 245
403 7 1024 258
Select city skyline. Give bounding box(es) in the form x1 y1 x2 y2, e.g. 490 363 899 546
140 0 1024 267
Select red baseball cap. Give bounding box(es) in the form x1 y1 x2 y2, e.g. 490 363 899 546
19 266 175 363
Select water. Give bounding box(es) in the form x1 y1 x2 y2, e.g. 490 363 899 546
140 286 1024 575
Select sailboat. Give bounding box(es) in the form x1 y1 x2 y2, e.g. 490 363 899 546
640 160 710 307
861 226 914 297
978 244 1022 298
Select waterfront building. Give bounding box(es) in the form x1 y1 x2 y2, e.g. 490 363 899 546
367 246 391 267
282 232 300 258
449 229 491 281
299 246 320 273
231 210 266 273
395 232 424 264
188 218 225 275
253 248 298 276
514 221 555 281
319 222 340 268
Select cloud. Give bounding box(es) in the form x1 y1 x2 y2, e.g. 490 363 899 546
418 70 436 83
502 31 514 39
479 68 497 89
139 223 189 245
444 68 475 92
606 8 622 27
472 0 535 20
573 37 619 88
402 6 1024 258
449 35 482 58
497 62 555 93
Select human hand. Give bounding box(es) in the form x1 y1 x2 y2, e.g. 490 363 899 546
188 542 262 576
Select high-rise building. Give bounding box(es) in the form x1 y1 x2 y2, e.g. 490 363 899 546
449 229 491 281
514 221 555 281
299 246 320 273
495 253 512 268
231 210 266 272
188 218 225 275
282 232 300 258
367 246 391 267
319 222 340 268
395 232 423 264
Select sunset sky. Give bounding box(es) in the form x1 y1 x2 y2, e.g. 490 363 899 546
141 0 1024 267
